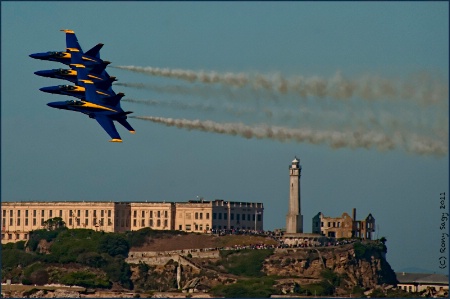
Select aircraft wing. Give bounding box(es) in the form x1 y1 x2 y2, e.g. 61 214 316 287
95 115 122 142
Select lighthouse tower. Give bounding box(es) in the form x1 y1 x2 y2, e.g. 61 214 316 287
286 157 303 233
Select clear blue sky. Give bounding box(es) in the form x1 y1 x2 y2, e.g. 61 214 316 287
2 2 448 274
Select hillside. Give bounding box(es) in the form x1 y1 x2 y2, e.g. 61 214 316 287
1 228 420 298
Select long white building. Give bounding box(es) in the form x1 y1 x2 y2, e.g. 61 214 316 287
1 199 264 244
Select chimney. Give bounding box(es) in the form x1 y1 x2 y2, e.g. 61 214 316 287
352 208 356 221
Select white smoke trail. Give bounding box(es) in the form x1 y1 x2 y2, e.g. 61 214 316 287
114 65 448 106
131 116 448 157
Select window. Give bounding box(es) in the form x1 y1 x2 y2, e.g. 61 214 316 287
85 210 89 217
77 210 80 217
85 219 89 226
101 210 104 217
213 213 217 219
257 214 261 221
59 210 62 217
9 218 12 226
321 222 324 227
133 211 137 218
195 212 198 220
18 210 21 217
69 210 73 217
33 218 36 226
230 213 234 220
141 219 145 227
25 219 28 226
236 214 240 221
164 211 168 218
218 213 222 220
93 210 97 217
150 211 153 218
133 219 137 227
206 213 210 220
108 219 112 226
186 224 191 231
157 211 160 218
42 210 45 217
2 210 5 217
50 210 53 217
76 218 80 226
10 210 13 217
16 234 20 239
242 214 245 221
164 219 168 227
224 213 227 220
200 213 203 220
17 219 20 226
25 210 28 217
33 210 36 217
69 218 72 226
108 210 111 217
24 233 28 240
150 219 153 227
2 218 5 227
157 219 161 227
179 225 182 230
142 211 145 218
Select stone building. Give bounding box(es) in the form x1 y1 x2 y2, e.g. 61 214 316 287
312 208 375 239
1 199 264 244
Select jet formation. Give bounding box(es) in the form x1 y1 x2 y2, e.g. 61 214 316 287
30 29 135 142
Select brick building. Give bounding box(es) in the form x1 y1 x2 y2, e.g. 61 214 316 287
312 208 375 239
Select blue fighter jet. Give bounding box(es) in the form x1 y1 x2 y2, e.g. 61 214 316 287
29 29 104 66
34 61 116 88
39 64 117 99
47 79 135 142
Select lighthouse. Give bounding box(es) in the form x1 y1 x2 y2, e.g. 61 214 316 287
286 157 303 233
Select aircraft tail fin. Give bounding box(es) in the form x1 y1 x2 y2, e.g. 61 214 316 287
117 118 135 134
61 29 82 53
85 43 104 59
104 92 125 107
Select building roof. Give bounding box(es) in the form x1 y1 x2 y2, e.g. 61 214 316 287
396 272 449 285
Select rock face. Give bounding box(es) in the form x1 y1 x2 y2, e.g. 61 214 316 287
130 241 397 295
263 243 397 290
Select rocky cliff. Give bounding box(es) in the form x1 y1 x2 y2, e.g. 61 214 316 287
263 242 397 292
130 240 398 296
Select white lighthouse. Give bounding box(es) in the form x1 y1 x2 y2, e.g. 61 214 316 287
286 157 303 233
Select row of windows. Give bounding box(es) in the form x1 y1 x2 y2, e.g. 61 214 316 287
68 218 112 227
212 213 261 221
132 219 168 228
1 233 28 241
1 217 114 228
133 210 169 218
2 209 112 218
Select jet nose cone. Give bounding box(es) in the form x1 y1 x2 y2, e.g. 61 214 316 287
40 86 58 94
34 70 51 77
29 53 47 60
47 102 64 109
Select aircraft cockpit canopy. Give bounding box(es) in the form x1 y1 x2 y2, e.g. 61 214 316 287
57 69 70 74
48 51 64 57
58 85 75 90
66 100 83 106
